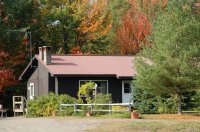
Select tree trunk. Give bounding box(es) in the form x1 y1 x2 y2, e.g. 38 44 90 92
177 93 182 115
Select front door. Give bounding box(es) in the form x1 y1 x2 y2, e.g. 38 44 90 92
122 81 132 103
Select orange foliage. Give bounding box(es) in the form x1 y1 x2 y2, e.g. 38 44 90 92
117 13 151 55
116 0 167 55
0 69 16 92
77 0 112 43
70 46 83 55
12 53 26 65
70 46 91 55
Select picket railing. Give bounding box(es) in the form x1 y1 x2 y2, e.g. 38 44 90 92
60 102 133 114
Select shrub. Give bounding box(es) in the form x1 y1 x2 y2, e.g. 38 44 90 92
94 93 112 104
132 84 179 114
27 93 77 117
192 90 200 111
92 93 112 115
132 86 158 114
112 106 128 111
77 82 95 103
157 95 177 114
58 94 77 116
72 111 85 117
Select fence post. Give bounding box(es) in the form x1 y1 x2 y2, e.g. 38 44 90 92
74 102 76 113
90 104 93 114
59 101 62 112
109 101 112 115
128 103 131 112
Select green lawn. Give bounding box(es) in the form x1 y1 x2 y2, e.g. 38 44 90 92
88 120 200 132
131 120 200 132
87 114 200 132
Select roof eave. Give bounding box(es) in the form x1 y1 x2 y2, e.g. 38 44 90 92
117 76 133 79
54 74 117 77
18 57 37 80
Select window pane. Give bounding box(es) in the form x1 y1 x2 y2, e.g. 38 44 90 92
124 88 130 93
30 84 34 96
96 81 107 94
124 83 130 88
124 82 131 93
80 80 107 94
31 87 34 96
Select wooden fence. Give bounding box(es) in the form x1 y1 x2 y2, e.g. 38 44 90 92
60 102 134 114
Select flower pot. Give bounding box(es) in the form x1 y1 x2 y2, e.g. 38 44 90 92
131 112 139 119
86 112 91 117
52 112 56 117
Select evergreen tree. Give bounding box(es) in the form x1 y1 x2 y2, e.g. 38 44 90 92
134 0 200 114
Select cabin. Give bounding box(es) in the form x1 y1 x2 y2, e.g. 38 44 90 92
19 46 136 103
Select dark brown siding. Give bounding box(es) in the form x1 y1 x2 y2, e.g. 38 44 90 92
27 61 132 103
57 77 79 98
38 62 49 96
108 78 123 103
57 77 132 103
27 62 50 99
27 67 39 100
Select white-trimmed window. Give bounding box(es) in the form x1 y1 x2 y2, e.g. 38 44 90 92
29 83 34 99
123 82 131 93
79 80 108 94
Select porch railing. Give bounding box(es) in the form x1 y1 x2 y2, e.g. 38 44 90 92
59 102 133 114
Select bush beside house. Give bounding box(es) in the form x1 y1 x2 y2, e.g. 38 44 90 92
27 93 76 117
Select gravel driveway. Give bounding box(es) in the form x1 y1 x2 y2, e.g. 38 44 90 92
0 117 132 132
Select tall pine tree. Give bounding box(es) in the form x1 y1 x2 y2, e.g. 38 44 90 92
134 0 200 114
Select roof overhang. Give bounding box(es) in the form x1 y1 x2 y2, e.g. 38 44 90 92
53 74 133 79
117 76 133 79
18 57 38 81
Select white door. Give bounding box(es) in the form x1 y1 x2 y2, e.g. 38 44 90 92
122 81 132 103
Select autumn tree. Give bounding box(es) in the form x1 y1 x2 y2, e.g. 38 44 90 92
115 0 167 55
102 0 130 55
76 0 112 54
0 50 17 92
134 0 200 114
77 0 112 42
0 0 37 93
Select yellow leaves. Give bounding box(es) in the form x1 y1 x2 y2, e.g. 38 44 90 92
77 0 112 41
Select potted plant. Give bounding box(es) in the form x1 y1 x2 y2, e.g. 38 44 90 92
86 111 92 117
85 107 92 117
131 110 140 119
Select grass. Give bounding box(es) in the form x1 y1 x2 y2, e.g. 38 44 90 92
93 112 131 119
131 121 200 132
87 114 200 132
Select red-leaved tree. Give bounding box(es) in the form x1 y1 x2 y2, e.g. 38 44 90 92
116 0 167 55
0 50 18 92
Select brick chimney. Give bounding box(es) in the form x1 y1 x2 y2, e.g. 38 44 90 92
39 47 44 60
43 46 51 65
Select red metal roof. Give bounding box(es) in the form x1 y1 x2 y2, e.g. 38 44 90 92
35 55 135 78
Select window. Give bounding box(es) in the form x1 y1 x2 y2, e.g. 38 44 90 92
29 83 34 99
79 80 108 94
123 82 131 93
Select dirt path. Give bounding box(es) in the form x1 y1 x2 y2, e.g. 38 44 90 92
1 114 199 132
0 117 132 132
